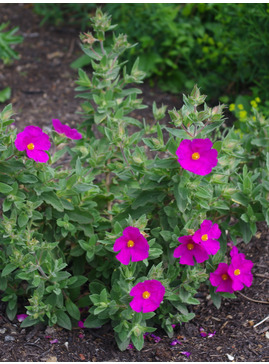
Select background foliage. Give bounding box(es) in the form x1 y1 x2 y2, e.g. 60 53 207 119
33 3 269 100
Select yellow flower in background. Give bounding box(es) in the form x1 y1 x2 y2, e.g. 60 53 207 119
239 110 247 120
252 116 256 121
238 104 244 110
255 97 261 103
250 100 258 108
229 103 235 111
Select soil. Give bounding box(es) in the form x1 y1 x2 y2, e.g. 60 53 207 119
0 4 268 362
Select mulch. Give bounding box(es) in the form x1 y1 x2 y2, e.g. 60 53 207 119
0 4 268 362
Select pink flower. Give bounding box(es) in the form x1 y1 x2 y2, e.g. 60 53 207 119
173 235 209 266
113 226 149 265
17 314 28 322
193 220 221 255
129 279 165 313
15 125 51 163
209 262 235 294
228 247 253 291
52 119 82 140
176 138 218 175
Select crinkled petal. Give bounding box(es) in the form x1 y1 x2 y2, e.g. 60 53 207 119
201 238 220 255
142 298 160 313
209 223 221 239
130 247 149 262
216 279 234 294
26 149 49 163
130 297 143 312
115 249 131 265
113 236 127 252
52 119 66 134
192 245 209 263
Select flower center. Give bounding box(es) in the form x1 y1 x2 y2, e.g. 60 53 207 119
234 269 241 276
187 243 194 251
142 291 151 299
127 240 135 248
27 143 35 150
201 234 208 241
192 152 200 160
221 273 228 281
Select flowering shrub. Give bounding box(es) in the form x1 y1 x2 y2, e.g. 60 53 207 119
0 9 268 351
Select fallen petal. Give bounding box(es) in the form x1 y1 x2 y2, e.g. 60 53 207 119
50 339 58 344
17 314 28 322
208 331 216 338
180 351 191 357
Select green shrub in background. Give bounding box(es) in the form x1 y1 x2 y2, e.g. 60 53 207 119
34 3 269 101
33 3 97 30
0 22 23 103
0 9 268 351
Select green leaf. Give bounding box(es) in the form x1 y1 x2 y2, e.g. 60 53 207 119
131 333 144 351
1 263 17 277
209 285 221 309
41 192 64 212
84 314 107 328
20 316 40 328
56 310 72 330
231 192 249 206
6 304 17 321
0 182 13 194
65 299 80 320
0 87 11 103
67 208 92 224
17 174 38 184
18 213 29 227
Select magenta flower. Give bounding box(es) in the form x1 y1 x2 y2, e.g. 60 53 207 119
129 279 165 313
193 220 221 256
52 119 82 140
176 138 218 175
173 235 209 266
209 262 235 294
113 226 149 265
15 125 50 163
228 247 253 291
17 314 28 322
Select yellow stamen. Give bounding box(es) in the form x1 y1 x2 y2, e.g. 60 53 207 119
201 234 208 242
221 274 228 281
27 143 35 150
192 152 200 160
142 291 151 299
127 240 135 248
234 269 241 276
187 243 194 251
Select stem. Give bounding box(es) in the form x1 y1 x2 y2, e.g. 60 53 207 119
90 46 101 60
181 124 194 138
119 142 136 177
105 160 113 221
195 118 211 136
100 40 105 55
